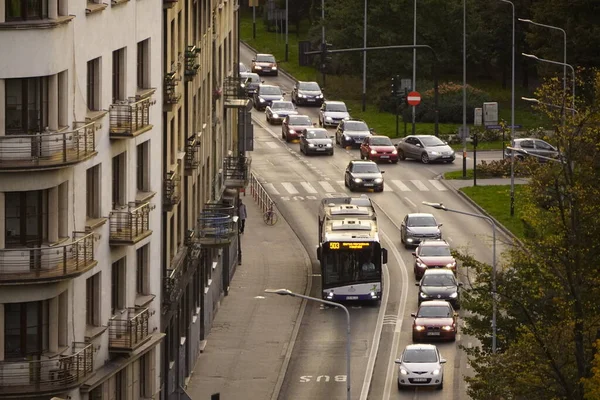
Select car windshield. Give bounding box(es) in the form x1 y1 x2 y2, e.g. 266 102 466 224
261 87 281 95
417 305 452 318
289 116 312 126
326 103 347 112
420 136 446 147
239 63 249 73
345 121 368 131
306 130 328 139
403 349 438 363
352 164 379 173
420 246 451 257
246 74 260 83
299 82 321 91
422 274 456 287
256 55 275 63
408 216 437 227
272 102 294 110
370 137 392 146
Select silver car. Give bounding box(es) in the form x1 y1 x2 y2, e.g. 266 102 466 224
395 344 446 390
505 138 559 161
401 213 442 248
319 101 350 127
396 135 455 164
265 101 298 125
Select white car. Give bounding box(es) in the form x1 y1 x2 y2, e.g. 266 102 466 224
395 344 446 390
319 100 350 127
265 101 298 125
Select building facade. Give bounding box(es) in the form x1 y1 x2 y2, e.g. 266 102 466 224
0 0 163 399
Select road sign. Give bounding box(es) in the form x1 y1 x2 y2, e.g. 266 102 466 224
507 125 522 129
407 91 421 106
485 124 503 130
458 126 470 140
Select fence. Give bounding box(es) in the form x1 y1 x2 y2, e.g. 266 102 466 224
249 172 277 215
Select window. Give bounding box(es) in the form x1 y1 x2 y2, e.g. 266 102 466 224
137 39 150 89
4 300 49 359
136 245 149 295
86 165 101 219
87 58 101 111
5 77 49 135
137 141 149 192
5 191 48 247
115 369 126 400
521 140 534 149
111 258 125 314
5 0 48 21
90 386 103 400
112 48 125 103
139 352 149 397
86 273 100 326
112 153 126 209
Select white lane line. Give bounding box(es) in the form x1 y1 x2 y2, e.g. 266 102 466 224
319 181 336 192
383 184 392 192
429 179 448 191
300 182 318 194
404 197 417 209
392 180 411 192
265 141 279 149
263 183 280 195
410 180 430 191
281 182 299 194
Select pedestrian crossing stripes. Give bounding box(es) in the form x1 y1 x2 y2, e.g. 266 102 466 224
391 180 411 191
281 182 299 194
263 179 448 196
319 181 336 192
410 180 429 191
300 182 318 193
429 179 447 191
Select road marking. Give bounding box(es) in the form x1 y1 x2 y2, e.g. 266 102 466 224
391 180 411 191
264 183 280 195
265 141 279 149
281 182 299 194
383 184 392 192
404 197 417 209
336 180 346 189
319 181 336 192
410 180 429 191
429 179 448 191
300 182 318 193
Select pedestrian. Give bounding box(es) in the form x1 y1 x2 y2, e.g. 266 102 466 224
238 199 247 234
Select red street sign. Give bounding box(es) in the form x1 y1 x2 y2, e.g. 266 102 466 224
407 91 421 106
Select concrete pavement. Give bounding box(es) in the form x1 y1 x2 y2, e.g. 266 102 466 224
186 193 310 400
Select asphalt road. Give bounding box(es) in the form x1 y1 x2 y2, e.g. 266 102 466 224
241 44 513 400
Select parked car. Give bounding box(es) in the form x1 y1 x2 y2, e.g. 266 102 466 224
411 300 458 342
265 101 297 125
282 114 314 142
344 160 385 192
416 269 462 309
251 53 278 76
299 128 334 156
240 72 261 96
360 135 398 163
395 344 446 390
319 101 350 127
401 213 442 248
396 135 456 164
335 119 372 147
253 84 285 111
505 138 560 161
291 81 324 106
413 239 456 279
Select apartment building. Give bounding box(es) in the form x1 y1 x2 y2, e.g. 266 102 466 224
0 0 163 399
161 0 251 398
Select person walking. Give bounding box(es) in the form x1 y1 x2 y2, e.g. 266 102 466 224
238 199 247 234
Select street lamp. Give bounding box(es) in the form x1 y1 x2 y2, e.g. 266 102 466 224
285 0 289 62
521 97 577 113
264 289 352 400
461 0 467 178
422 202 498 353
411 0 417 134
361 0 368 112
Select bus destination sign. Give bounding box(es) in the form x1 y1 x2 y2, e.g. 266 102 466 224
328 242 372 250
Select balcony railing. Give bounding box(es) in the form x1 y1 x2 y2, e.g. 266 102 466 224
0 342 93 396
164 71 181 106
109 202 153 245
185 136 200 171
196 202 235 247
0 122 97 171
109 97 155 139
184 46 200 80
163 0 178 7
224 76 248 100
0 231 96 284
108 307 151 352
223 155 251 189
164 169 181 210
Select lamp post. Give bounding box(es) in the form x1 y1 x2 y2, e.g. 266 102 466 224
361 0 368 112
411 0 417 134
265 289 351 400
461 0 467 178
422 202 497 353
284 0 289 61
321 0 326 88
252 4 256 39
521 97 577 113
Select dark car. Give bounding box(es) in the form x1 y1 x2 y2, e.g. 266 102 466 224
401 213 442 248
240 72 261 96
282 114 313 142
360 135 399 163
292 81 324 106
253 84 285 111
344 160 385 192
396 135 456 164
413 239 456 279
416 269 462 309
251 53 278 76
505 138 559 161
335 119 373 147
299 128 334 156
411 300 458 342
265 101 298 125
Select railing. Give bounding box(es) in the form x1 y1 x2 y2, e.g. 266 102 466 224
223 155 251 188
196 203 235 246
0 122 97 170
185 136 200 169
184 46 200 79
109 202 153 244
108 307 151 351
164 71 181 105
223 76 248 100
0 231 95 283
250 171 277 215
109 97 154 138
163 169 181 208
0 342 93 396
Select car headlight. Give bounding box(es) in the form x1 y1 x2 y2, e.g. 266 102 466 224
419 292 429 298
344 135 351 141
255 65 262 69
308 143 315 147
326 143 332 147
429 151 440 155
400 368 408 375
259 98 266 102
240 83 246 88
414 325 425 331
326 116 333 121
432 369 440 376
441 325 454 331
298 93 305 98
374 178 383 183
289 129 296 134
272 66 278 70
449 292 458 299
370 149 377 154
272 114 279 118
353 178 363 183
446 261 456 268
392 149 398 154
317 94 323 98
416 261 427 268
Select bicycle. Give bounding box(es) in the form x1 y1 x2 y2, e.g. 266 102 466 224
263 202 279 226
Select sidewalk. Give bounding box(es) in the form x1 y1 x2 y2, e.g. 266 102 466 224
186 195 310 400
442 177 530 190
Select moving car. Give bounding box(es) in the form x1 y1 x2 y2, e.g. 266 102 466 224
251 53 278 76
299 128 334 156
505 138 560 161
395 344 446 390
344 160 385 192
360 135 398 163
253 84 285 111
411 300 458 342
400 213 442 248
335 119 372 147
416 269 462 309
282 114 313 142
239 62 249 73
396 135 456 164
319 101 350 127
265 101 297 125
413 239 456 279
240 72 261 96
291 81 324 106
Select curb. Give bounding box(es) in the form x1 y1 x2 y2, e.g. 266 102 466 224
241 41 298 84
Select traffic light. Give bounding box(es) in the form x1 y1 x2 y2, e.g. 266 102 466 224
472 133 479 147
391 76 398 97
320 42 333 73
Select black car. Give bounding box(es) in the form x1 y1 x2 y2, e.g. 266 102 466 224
335 119 373 147
400 213 442 248
416 269 462 309
344 160 385 192
253 84 285 111
292 81 324 106
240 72 261 96
299 128 334 156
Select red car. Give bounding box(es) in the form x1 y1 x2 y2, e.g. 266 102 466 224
360 135 399 163
411 300 458 342
413 239 457 280
282 114 314 142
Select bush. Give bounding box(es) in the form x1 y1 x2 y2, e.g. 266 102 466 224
477 158 537 178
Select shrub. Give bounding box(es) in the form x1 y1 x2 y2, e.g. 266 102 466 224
477 158 537 178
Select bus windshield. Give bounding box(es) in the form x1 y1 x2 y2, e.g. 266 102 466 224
322 244 381 287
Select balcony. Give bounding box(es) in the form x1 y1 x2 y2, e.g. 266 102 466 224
163 0 178 8
109 202 154 245
223 155 251 189
164 71 181 109
163 168 181 211
0 342 93 397
196 202 236 247
223 76 251 109
163 239 192 313
185 136 200 172
108 307 152 352
109 97 155 139
0 122 97 171
184 46 200 80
